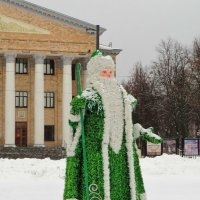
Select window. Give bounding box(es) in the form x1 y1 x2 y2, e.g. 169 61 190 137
44 125 54 141
72 64 76 80
16 58 28 74
44 59 55 75
16 92 28 108
44 92 54 108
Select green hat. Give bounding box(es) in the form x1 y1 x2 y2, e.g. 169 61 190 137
90 50 103 58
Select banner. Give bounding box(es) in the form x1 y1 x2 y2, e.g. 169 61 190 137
147 142 162 156
184 139 199 156
163 139 177 154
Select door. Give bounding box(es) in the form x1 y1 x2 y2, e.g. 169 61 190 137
15 122 27 147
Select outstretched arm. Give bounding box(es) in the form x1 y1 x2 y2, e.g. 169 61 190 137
132 123 162 200
133 123 163 144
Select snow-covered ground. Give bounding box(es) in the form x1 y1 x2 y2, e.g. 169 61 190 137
140 154 200 200
0 154 200 200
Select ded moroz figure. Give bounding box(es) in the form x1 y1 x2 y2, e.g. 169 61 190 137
63 50 162 200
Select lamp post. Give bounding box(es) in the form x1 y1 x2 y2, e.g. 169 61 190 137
96 25 100 50
86 25 100 51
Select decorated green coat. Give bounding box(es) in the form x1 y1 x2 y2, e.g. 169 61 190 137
63 87 162 200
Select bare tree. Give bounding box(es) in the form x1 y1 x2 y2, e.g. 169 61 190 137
123 63 158 131
190 38 200 132
152 39 193 138
123 38 200 139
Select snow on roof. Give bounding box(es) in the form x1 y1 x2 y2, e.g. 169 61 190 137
100 44 122 55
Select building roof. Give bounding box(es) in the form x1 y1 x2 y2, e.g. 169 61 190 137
0 0 106 35
100 44 122 55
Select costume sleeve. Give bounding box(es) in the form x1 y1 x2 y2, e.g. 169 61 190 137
126 94 137 110
64 96 86 200
68 88 101 155
67 95 86 156
70 95 86 115
119 85 137 110
133 123 163 144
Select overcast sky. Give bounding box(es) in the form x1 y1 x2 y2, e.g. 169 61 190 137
27 0 200 81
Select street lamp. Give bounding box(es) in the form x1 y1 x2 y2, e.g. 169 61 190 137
86 25 100 50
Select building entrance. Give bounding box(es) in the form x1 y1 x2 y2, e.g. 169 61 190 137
15 122 27 147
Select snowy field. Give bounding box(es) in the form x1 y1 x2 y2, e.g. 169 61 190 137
0 154 200 200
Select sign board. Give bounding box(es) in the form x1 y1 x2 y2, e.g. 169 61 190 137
163 139 177 154
184 139 199 156
147 142 162 156
17 111 25 119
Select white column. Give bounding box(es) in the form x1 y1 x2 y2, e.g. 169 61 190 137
82 69 88 89
4 53 16 147
62 56 73 147
34 55 45 147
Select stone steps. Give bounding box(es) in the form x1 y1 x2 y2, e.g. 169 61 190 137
0 147 66 160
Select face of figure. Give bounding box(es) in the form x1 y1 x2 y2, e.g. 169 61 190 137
99 66 114 78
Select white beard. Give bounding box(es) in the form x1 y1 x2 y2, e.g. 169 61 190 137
87 76 124 153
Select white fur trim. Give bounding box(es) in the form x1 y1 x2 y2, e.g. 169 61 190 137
122 87 137 200
67 112 81 157
69 114 80 122
102 143 110 200
65 113 80 153
66 199 78 200
133 123 143 139
133 123 162 141
120 86 137 110
141 193 147 200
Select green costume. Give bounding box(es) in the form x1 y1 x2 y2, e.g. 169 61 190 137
63 52 162 200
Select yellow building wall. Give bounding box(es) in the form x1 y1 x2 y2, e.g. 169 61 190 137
0 2 96 54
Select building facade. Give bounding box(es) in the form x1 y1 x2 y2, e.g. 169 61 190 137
0 0 121 150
